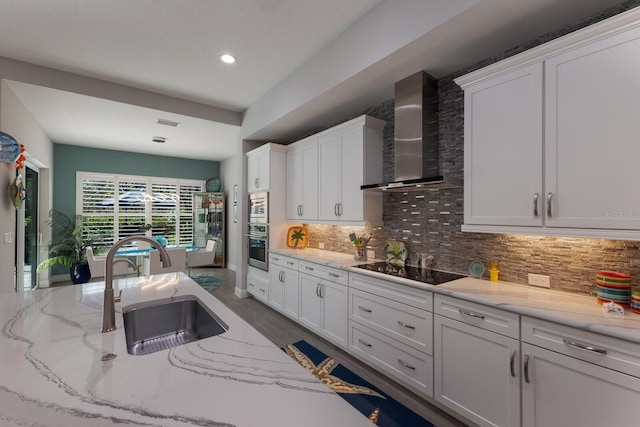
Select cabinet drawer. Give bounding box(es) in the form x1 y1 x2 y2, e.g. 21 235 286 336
299 260 347 286
350 272 433 311
434 294 519 339
269 254 299 270
350 288 432 354
522 316 640 378
349 321 433 398
247 274 268 303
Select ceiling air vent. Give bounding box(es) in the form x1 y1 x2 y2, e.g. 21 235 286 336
156 118 180 127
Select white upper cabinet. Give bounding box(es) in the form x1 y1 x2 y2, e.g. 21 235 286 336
544 26 640 230
456 8 640 240
286 115 385 226
286 139 318 221
247 143 287 194
462 63 543 227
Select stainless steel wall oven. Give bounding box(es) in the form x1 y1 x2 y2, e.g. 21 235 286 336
248 192 269 271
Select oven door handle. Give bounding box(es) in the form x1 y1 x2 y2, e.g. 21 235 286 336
246 234 268 239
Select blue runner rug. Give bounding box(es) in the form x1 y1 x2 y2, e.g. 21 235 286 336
283 340 434 427
189 274 222 292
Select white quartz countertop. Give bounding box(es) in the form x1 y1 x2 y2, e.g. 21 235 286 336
271 248 640 345
0 273 373 427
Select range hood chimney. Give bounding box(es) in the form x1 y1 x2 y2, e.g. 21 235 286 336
361 71 462 192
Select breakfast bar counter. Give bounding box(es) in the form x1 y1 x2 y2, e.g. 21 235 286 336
0 273 373 427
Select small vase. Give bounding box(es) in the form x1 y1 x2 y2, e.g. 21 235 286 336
354 245 366 261
71 263 91 284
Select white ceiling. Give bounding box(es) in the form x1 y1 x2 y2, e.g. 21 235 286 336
0 0 631 161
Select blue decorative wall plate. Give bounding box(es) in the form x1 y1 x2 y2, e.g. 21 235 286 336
206 178 221 192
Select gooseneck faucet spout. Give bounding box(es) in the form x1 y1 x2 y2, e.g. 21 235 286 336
101 236 172 333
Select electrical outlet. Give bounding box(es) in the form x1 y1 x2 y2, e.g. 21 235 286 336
367 250 375 259
528 273 550 288
3 232 11 244
318 242 324 249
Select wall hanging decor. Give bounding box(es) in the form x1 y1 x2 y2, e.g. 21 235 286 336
206 178 221 192
8 173 26 209
0 131 21 163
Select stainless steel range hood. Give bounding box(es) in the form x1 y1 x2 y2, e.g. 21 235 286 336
361 71 462 192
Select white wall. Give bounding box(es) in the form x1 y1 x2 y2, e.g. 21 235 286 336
0 80 53 293
220 151 241 271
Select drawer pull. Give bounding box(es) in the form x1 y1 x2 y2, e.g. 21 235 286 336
316 283 321 297
248 283 255 288
358 338 372 348
305 266 314 271
329 272 340 278
358 306 372 313
397 321 416 330
287 261 295 266
533 193 539 217
260 288 265 293
524 354 530 383
272 257 279 261
398 359 416 370
459 309 485 320
510 350 516 378
563 338 607 356
547 192 553 217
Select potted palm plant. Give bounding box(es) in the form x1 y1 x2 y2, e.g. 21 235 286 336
37 209 94 284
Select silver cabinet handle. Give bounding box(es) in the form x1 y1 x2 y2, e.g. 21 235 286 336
398 359 416 370
358 306 372 313
398 321 416 330
286 261 295 266
533 193 539 217
319 284 324 299
329 272 340 278
254 178 259 188
510 350 516 378
280 271 285 282
358 338 372 348
459 309 485 320
334 203 339 216
272 257 279 262
338 203 343 216
563 338 607 355
547 192 553 217
524 354 530 383
315 283 320 297
300 205 303 216
305 266 314 271
297 204 302 216
248 283 255 288
259 288 265 293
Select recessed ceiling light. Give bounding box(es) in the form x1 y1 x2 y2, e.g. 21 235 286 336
152 136 166 144
221 54 236 64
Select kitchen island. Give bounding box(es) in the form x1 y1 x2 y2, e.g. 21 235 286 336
0 273 373 427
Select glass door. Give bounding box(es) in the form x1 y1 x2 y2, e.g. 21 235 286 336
16 165 39 291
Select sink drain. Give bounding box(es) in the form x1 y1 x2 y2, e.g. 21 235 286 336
101 353 117 361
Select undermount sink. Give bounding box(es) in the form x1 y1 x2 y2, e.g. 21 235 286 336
122 296 228 356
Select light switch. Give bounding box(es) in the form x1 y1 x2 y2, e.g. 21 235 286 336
4 232 12 244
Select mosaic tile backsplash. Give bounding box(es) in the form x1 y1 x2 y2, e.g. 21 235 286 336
300 0 640 297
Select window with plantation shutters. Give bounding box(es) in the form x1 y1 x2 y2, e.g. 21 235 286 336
77 172 204 254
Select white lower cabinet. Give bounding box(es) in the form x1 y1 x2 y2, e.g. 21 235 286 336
349 273 434 398
521 317 640 427
298 261 348 349
246 273 268 303
268 254 299 320
434 295 520 427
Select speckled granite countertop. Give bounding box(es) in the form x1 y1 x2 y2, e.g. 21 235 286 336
270 248 640 344
0 273 373 427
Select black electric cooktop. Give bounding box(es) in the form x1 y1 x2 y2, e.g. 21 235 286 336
353 262 465 285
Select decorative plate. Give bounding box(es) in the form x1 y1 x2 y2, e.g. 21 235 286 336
384 241 407 267
469 260 485 278
287 226 308 249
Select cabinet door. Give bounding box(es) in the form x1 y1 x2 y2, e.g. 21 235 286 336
544 27 640 229
318 133 342 220
434 315 520 427
247 154 261 192
286 148 303 220
337 127 364 221
287 141 318 221
319 280 348 348
268 266 285 311
463 63 543 227
298 274 321 332
257 150 270 192
282 268 299 320
522 343 640 427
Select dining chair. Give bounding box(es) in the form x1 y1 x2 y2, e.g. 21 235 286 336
86 246 136 279
186 239 217 275
145 247 187 275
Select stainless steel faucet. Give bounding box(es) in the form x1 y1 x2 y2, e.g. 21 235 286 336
101 236 172 333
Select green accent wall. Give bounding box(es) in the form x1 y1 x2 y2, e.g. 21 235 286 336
53 143 219 218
